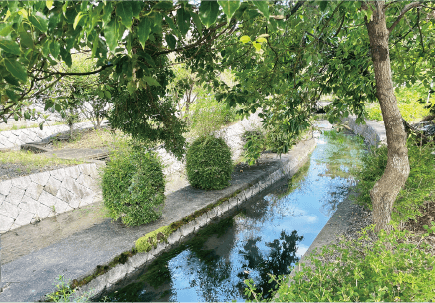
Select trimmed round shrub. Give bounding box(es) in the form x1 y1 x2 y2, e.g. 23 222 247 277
102 143 165 226
186 135 233 190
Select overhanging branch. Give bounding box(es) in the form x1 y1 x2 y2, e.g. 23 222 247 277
32 64 113 81
388 2 422 34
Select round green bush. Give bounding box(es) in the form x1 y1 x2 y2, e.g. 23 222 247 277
102 144 165 226
186 135 233 190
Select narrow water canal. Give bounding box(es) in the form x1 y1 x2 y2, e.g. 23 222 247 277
99 127 366 302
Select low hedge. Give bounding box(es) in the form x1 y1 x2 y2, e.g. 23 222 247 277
186 135 233 190
102 142 165 226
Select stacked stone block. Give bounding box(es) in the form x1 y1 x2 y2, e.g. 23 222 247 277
341 116 387 147
0 163 101 233
0 121 96 150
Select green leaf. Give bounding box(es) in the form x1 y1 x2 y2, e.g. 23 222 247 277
50 41 60 59
165 15 177 33
165 34 176 49
24 111 31 120
4 58 27 83
198 1 219 28
152 1 173 11
19 31 33 48
256 37 267 43
0 39 21 55
54 103 61 112
176 8 190 36
102 3 113 23
29 12 48 32
253 1 269 19
4 75 20 86
131 1 142 18
252 41 261 51
189 11 203 36
240 35 251 44
104 91 111 99
0 24 12 36
98 91 104 99
106 18 121 52
46 0 54 10
218 1 241 23
60 47 72 67
42 40 50 57
117 1 133 28
320 1 328 12
73 12 84 30
143 76 160 87
6 89 18 102
137 17 152 49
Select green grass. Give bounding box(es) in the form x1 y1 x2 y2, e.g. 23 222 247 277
0 150 83 170
365 83 434 122
353 136 435 224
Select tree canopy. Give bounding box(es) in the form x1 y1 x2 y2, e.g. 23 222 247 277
1 0 435 230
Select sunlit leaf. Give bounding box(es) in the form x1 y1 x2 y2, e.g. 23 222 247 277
253 1 269 19
218 1 241 23
198 1 219 28
4 58 27 83
143 76 161 87
29 11 48 32
73 12 84 29
46 0 53 10
138 17 152 49
240 36 251 43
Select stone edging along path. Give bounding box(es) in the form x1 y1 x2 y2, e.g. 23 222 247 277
0 121 96 151
63 138 317 301
0 163 102 233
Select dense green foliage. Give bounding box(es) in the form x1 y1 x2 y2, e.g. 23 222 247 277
269 225 435 302
366 84 434 122
354 137 435 223
186 135 233 190
102 140 165 226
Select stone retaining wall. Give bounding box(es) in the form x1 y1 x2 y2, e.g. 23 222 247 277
73 139 317 300
0 121 97 150
341 116 387 147
0 163 102 233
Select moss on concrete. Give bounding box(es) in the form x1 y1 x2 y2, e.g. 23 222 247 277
135 226 172 253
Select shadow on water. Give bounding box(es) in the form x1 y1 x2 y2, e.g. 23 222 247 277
96 129 366 302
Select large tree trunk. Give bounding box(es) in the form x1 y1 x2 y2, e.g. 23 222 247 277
366 2 410 232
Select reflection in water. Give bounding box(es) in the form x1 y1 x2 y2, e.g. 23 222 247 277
98 131 366 302
237 230 303 299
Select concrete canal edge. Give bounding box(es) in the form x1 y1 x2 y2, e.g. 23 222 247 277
277 117 386 299
70 138 317 300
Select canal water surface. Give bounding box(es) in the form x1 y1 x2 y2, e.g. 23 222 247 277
98 128 366 302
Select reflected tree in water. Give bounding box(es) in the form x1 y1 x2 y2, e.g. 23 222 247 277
237 230 303 299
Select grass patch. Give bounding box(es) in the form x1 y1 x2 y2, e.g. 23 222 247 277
51 127 126 150
0 150 83 170
354 136 435 224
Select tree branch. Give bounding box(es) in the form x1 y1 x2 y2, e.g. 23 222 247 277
388 2 422 34
417 8 425 53
32 64 113 81
286 1 306 20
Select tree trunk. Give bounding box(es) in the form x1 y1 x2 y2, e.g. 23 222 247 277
365 2 410 232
